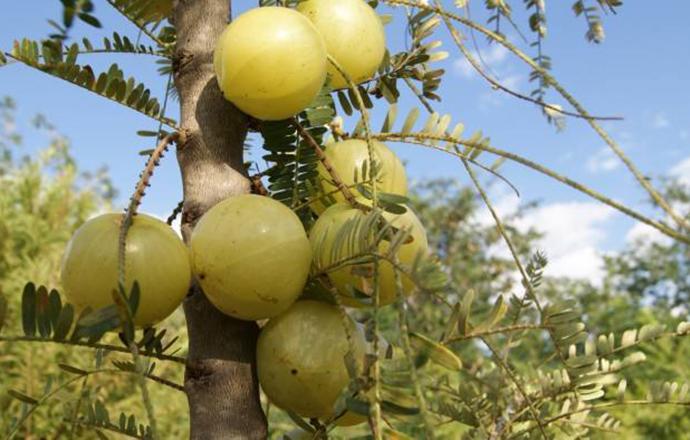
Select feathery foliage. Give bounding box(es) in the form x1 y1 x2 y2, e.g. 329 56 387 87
5 0 690 439
259 85 337 220
7 39 175 126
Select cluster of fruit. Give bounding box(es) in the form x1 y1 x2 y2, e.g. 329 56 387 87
214 0 385 120
60 0 431 427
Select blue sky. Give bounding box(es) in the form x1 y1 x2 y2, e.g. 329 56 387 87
1 1 688 281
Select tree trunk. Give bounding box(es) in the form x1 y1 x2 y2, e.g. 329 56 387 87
173 0 267 438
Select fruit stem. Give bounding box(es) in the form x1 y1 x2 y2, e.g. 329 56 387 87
323 61 384 438
393 263 435 439
113 131 179 439
326 55 378 208
293 119 363 209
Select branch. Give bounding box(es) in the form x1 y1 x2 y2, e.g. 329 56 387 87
68 376 90 438
166 201 184 225
116 131 181 437
291 182 362 212
122 132 180 223
386 0 690 233
600 328 690 359
438 13 623 122
327 55 378 204
172 0 267 435
0 335 186 364
5 368 180 439
392 266 436 439
399 78 521 197
325 69 394 397
507 400 690 439
105 0 169 48
292 119 361 208
445 323 547 343
463 160 570 367
0 45 167 71
67 419 145 439
362 132 690 245
4 52 177 129
480 334 549 439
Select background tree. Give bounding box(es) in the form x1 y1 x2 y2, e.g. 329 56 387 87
1 0 689 439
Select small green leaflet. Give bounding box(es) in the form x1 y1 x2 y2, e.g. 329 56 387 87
409 332 463 371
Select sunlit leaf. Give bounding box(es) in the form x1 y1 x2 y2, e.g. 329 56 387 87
410 332 462 371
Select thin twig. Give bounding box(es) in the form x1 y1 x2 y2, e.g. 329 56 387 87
293 118 362 208
5 368 179 439
0 335 186 364
104 0 167 48
292 119 369 209
166 201 184 225
403 77 434 113
459 142 552 438
117 131 180 439
400 77 521 197
326 56 381 437
291 183 363 212
326 55 377 205
362 132 690 245
2 53 177 129
439 15 623 121
445 323 547 343
387 0 690 233
67 419 144 439
400 76 558 437
120 132 180 243
463 160 568 363
68 376 90 439
393 263 436 439
507 400 690 439
319 277 370 433
465 3 503 79
480 334 549 439
1 47 167 61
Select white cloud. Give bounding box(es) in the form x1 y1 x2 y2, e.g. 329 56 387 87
473 190 520 227
625 221 671 247
2 120 16 134
501 74 523 90
680 130 688 141
477 74 525 110
453 44 509 78
545 247 605 281
476 196 617 283
652 112 670 129
587 147 620 173
670 156 690 186
515 202 616 281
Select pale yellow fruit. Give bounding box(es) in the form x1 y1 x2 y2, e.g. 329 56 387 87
315 139 407 213
190 194 312 321
257 300 366 419
309 203 428 307
213 7 327 120
297 0 386 88
60 213 191 327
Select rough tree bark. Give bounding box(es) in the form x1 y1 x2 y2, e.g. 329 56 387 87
173 0 268 438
